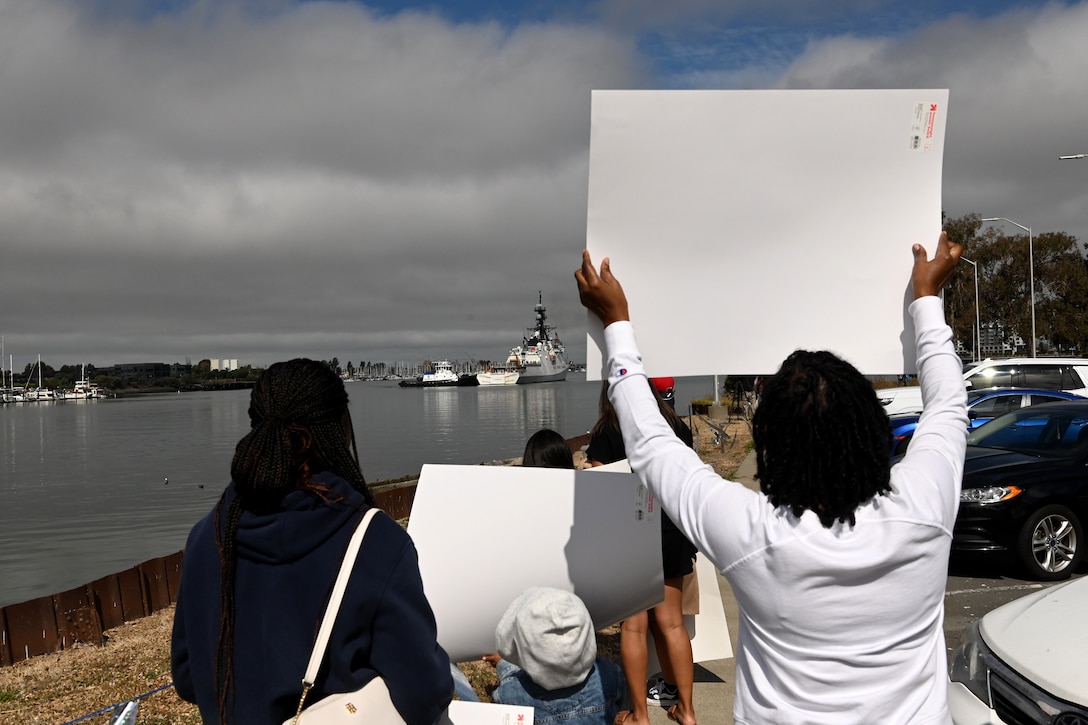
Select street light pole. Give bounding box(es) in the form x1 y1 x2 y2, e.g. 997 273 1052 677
981 217 1036 357
961 256 982 362
1059 153 1085 160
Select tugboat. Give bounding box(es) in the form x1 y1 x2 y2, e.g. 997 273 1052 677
398 360 478 387
507 293 568 384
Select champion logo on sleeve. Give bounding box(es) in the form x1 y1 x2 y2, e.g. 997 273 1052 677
616 367 627 376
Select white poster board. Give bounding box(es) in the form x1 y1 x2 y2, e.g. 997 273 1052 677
585 89 949 378
440 701 534 725
407 464 663 662
584 462 734 668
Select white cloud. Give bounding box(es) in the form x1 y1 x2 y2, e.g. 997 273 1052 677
775 3 1088 246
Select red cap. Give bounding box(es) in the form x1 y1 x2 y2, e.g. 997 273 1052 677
650 377 675 394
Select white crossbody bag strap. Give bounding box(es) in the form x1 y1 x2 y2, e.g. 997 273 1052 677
301 506 380 687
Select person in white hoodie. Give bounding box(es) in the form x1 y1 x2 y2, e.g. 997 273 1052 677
574 232 966 725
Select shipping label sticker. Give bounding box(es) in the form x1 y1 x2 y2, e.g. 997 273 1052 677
909 101 940 152
634 482 656 523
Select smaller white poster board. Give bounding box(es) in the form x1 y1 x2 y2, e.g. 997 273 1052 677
584 462 734 669
439 701 534 725
407 464 663 663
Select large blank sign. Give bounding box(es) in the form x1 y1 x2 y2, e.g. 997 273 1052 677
585 89 949 378
407 464 663 662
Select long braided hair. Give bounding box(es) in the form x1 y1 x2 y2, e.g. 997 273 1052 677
752 350 892 528
213 358 372 722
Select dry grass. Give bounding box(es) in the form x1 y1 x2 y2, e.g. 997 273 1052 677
0 419 753 719
0 607 200 724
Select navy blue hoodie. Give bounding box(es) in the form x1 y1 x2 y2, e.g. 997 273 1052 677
171 471 452 723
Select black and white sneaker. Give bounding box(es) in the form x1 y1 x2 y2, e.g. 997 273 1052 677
646 676 680 706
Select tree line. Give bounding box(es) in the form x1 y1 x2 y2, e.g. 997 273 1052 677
6 359 263 392
943 213 1088 358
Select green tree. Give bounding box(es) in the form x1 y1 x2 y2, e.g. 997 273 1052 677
943 213 1088 356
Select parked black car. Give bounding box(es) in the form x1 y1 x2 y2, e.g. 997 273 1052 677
953 400 1088 580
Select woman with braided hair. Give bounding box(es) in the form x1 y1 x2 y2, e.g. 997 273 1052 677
576 234 967 724
171 358 452 724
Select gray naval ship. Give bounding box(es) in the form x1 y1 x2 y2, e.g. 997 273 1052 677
506 293 569 384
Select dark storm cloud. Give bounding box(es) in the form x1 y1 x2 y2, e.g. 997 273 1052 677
0 0 635 368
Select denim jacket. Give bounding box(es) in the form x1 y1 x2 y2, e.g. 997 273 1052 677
492 658 624 724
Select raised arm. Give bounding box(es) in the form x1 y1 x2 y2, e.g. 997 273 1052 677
575 250 630 328
911 231 962 299
575 250 753 566
899 231 970 524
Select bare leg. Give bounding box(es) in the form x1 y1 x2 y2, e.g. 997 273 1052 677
618 611 652 724
648 610 674 688
651 578 696 724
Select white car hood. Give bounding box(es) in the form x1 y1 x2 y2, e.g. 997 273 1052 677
980 578 1088 706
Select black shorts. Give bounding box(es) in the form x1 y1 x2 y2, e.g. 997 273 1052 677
661 526 697 579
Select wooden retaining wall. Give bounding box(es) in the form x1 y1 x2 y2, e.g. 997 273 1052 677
0 551 185 667
0 480 422 667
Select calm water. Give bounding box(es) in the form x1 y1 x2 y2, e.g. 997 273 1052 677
0 373 716 608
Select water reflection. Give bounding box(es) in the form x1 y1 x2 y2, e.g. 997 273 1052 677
0 373 716 607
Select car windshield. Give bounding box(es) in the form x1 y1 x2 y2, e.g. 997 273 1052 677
966 407 1088 456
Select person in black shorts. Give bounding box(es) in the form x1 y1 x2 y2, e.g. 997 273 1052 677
585 378 697 725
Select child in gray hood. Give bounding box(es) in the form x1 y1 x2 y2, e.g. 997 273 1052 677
489 587 624 724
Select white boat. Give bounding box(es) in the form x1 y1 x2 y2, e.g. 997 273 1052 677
506 293 569 384
476 367 521 386
22 355 56 402
66 364 102 399
398 360 474 388
1 351 16 402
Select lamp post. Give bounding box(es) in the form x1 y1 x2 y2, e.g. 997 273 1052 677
961 256 982 362
981 217 1035 358
1059 153 1085 160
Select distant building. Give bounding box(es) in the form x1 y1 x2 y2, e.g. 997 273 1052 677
209 358 239 372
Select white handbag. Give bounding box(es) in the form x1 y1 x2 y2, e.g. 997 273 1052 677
285 507 407 725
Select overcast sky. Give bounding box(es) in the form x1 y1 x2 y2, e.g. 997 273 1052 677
1 0 1086 371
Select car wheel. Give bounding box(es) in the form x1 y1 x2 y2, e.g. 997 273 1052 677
1016 504 1084 581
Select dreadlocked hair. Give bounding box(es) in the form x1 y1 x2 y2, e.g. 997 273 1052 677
752 350 892 528
214 358 372 723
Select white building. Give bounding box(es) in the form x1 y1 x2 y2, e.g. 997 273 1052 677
209 358 239 372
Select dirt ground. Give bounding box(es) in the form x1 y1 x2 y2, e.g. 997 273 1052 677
0 416 754 721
